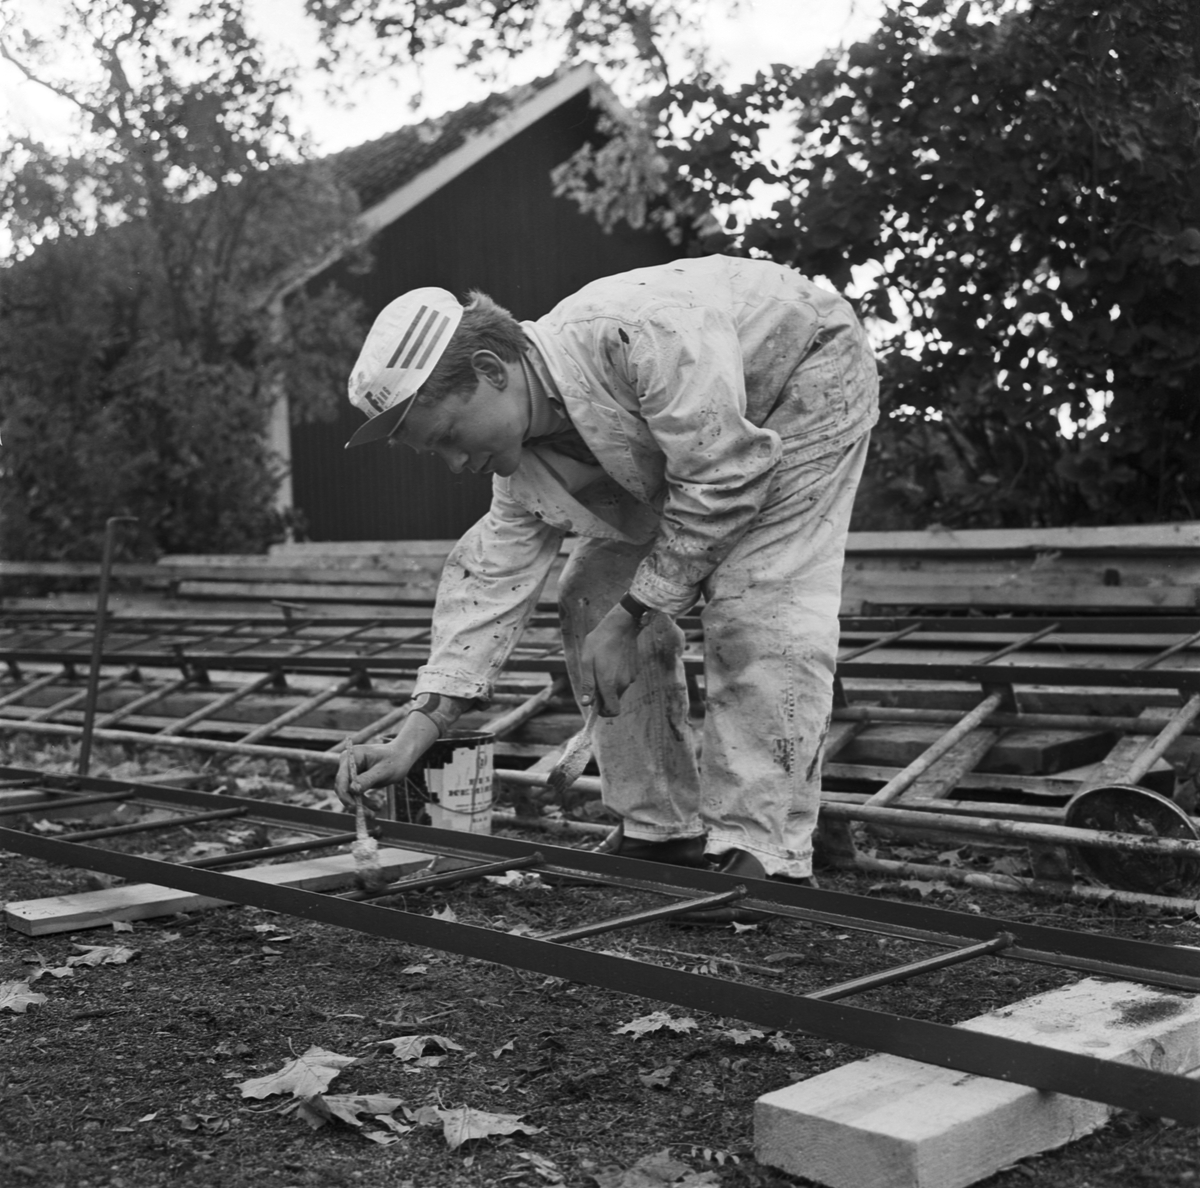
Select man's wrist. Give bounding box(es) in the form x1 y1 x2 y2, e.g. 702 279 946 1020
618 592 652 627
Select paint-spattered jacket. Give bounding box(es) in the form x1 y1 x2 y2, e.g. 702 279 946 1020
415 254 879 703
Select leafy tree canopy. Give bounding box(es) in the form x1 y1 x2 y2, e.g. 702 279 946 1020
0 0 367 559
566 0 1200 527
301 0 727 96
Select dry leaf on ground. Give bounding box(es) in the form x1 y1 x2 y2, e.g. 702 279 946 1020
377 1034 464 1061
294 1092 408 1131
435 1105 543 1150
67 944 138 966
236 1046 358 1099
0 981 48 1014
614 1012 698 1038
589 1147 720 1187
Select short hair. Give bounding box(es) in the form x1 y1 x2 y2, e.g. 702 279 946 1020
416 290 529 404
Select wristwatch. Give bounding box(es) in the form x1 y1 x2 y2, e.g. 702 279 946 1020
619 592 652 627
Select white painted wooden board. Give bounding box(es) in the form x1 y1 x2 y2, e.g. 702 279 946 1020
4 847 431 935
755 977 1200 1188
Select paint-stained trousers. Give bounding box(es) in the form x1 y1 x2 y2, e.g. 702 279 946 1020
557 432 870 878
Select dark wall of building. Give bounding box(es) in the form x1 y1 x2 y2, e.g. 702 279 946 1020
290 90 682 542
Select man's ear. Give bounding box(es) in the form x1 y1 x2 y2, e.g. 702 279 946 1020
471 350 508 390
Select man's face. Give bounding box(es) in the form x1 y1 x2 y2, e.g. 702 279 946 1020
390 371 528 478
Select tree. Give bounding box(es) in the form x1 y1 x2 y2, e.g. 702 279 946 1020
0 0 366 560
301 0 725 96
565 0 1200 528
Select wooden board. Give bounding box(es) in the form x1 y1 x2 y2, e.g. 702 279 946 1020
835 724 1117 777
755 976 1200 1188
844 522 1200 554
4 847 431 935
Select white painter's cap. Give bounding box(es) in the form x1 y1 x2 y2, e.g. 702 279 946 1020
345 287 463 448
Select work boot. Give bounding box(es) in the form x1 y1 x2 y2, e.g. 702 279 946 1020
673 848 818 924
599 824 709 868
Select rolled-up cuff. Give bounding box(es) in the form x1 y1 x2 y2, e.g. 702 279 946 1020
627 570 700 619
413 665 492 705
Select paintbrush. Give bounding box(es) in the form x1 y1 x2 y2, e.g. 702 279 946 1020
346 741 388 893
546 704 598 813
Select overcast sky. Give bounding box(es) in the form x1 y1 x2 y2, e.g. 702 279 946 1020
1 0 886 155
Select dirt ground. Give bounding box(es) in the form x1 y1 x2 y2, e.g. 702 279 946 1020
1 740 1198 1188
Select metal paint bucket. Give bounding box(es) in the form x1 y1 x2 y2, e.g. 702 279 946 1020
414 730 495 834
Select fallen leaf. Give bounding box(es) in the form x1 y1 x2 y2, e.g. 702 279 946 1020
435 1105 543 1150
485 869 545 889
112 921 135 933
401 964 428 975
589 1147 720 1187
236 1046 358 1099
766 1033 795 1053
492 1039 516 1058
510 1150 566 1183
638 1064 677 1089
377 1034 464 1061
720 1028 765 1046
67 944 138 967
614 1012 698 1038
430 905 458 922
361 1128 402 1145
0 981 47 1014
294 1093 407 1130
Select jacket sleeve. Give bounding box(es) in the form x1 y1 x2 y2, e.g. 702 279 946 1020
414 485 566 703
621 304 783 615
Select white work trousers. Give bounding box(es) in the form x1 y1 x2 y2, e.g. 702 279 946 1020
557 432 869 878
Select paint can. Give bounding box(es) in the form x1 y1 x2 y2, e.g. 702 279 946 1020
411 730 495 834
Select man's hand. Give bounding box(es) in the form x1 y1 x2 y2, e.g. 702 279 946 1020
579 602 643 717
334 713 440 812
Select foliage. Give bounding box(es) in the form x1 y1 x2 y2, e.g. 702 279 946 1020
0 0 366 561
566 0 1200 528
301 0 729 96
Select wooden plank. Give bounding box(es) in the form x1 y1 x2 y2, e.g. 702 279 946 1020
894 728 1003 804
176 579 442 602
842 578 1198 611
845 522 1200 554
835 724 1117 777
1082 706 1178 789
755 976 1200 1188
4 847 431 935
843 557 1200 584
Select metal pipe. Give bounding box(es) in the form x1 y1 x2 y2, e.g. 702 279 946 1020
806 933 1014 1001
185 830 361 867
155 670 281 736
0 717 336 764
535 886 749 943
0 790 135 818
821 800 1200 859
57 806 248 842
78 516 137 776
0 672 62 708
1122 692 1200 785
237 673 361 745
96 675 193 728
843 853 1200 914
864 689 1007 807
342 853 545 901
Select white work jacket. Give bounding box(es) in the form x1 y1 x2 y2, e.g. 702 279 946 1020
415 255 879 703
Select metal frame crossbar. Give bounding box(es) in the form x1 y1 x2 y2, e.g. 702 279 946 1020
2 766 1197 1123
